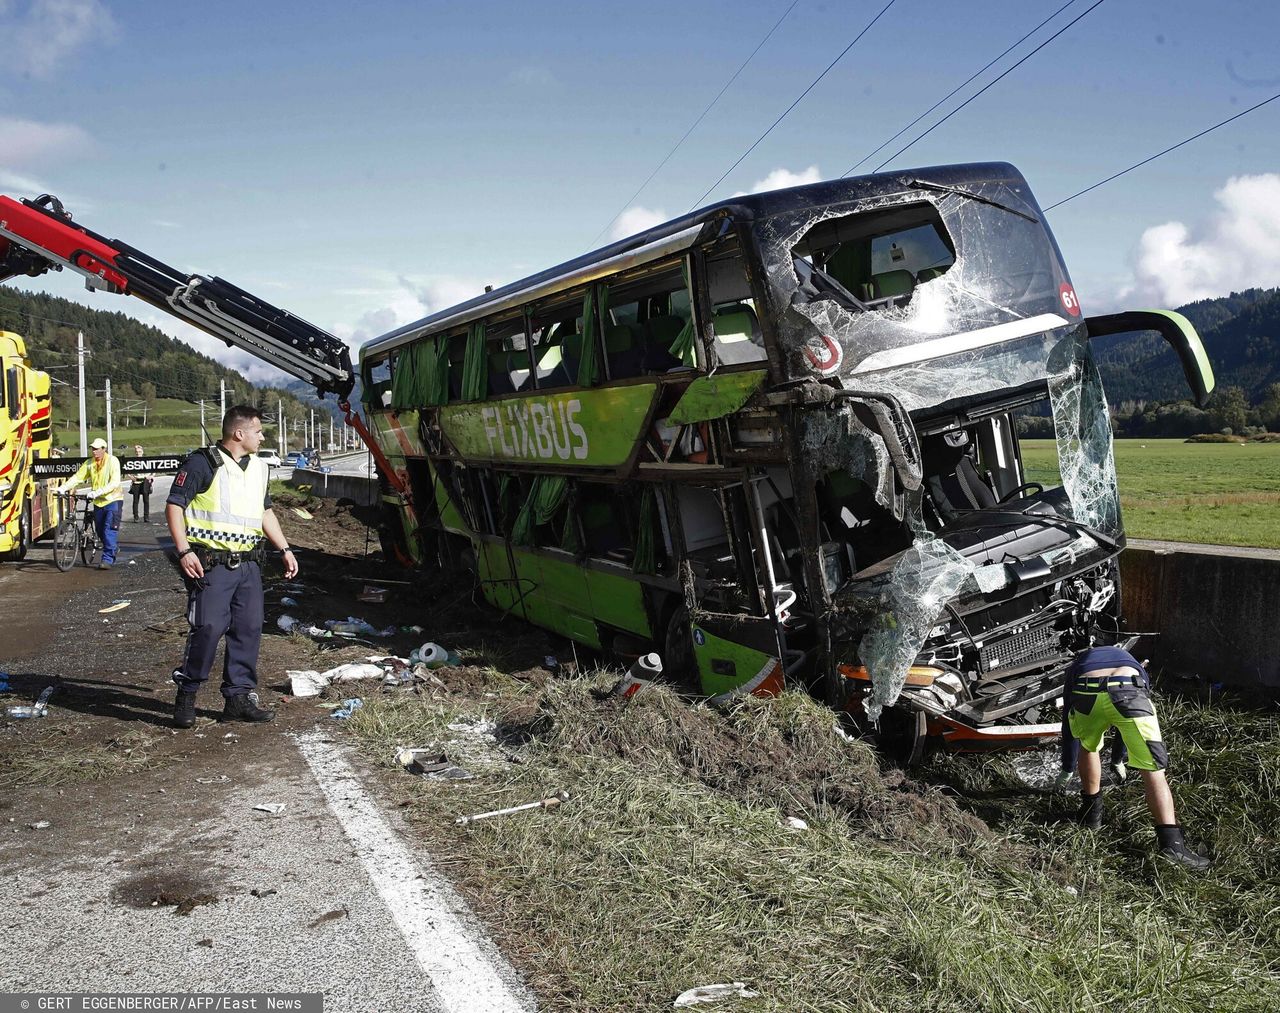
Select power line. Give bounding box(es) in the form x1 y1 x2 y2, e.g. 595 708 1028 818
592 0 801 246
1044 90 1280 211
843 0 1077 177
872 0 1108 173
688 0 896 211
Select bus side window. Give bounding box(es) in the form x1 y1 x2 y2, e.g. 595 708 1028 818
532 312 580 390
447 333 467 401
579 481 635 564
705 248 766 365
604 261 693 379
484 316 529 396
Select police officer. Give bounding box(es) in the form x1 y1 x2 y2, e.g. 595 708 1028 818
166 405 298 727
1065 644 1210 870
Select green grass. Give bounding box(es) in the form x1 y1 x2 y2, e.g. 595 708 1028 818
339 673 1280 1012
1021 439 1280 549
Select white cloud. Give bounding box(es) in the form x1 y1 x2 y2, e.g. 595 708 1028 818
0 116 92 164
609 206 668 242
733 165 822 198
2 0 117 79
1119 173 1280 306
330 273 489 349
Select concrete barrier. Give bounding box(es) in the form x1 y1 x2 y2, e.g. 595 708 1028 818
289 468 377 506
1122 540 1280 690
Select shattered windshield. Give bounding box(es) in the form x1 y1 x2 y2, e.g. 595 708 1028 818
757 181 1122 719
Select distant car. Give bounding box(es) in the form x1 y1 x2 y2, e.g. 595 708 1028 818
256 450 283 468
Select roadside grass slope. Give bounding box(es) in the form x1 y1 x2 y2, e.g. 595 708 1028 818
341 667 1280 1013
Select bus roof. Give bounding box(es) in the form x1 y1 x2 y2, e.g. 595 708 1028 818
360 161 1028 361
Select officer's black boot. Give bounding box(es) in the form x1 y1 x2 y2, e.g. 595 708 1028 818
221 692 275 723
1155 824 1211 871
1078 791 1103 830
174 690 198 729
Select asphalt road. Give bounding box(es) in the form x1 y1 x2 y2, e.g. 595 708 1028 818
0 492 533 1012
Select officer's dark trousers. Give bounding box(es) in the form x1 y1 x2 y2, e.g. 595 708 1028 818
173 560 263 698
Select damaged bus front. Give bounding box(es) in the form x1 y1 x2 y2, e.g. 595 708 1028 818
749 163 1214 754
358 162 1212 759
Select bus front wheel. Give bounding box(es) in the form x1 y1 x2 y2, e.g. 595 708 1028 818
662 608 698 688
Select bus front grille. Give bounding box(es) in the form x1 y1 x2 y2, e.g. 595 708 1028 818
980 624 1062 673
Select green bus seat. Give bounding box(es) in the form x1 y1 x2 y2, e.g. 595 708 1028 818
641 314 685 372
871 269 915 300
712 304 766 365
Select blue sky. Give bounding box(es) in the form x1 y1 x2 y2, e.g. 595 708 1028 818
3 0 1278 384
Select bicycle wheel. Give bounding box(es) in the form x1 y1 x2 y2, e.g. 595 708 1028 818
53 512 79 571
81 526 102 568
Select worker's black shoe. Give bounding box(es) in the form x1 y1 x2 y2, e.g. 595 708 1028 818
1078 791 1104 831
1155 824 1211 871
221 693 275 723
174 690 198 729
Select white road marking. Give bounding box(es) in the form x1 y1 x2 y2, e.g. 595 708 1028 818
295 731 533 1013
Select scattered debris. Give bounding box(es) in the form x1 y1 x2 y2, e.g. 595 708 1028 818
609 653 662 700
409 642 459 668
331 698 364 720
308 907 349 928
455 789 570 826
280 596 299 607
29 820 51 830
289 662 385 698
292 507 313 520
0 670 8 692
250 888 278 899
98 600 131 614
196 775 231 785
7 685 55 719
783 816 809 831
196 938 214 947
673 983 760 1007
357 585 388 603
544 656 559 670
253 803 286 815
396 748 473 780
324 616 396 638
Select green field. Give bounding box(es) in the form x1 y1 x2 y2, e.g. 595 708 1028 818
1022 438 1280 549
47 398 294 455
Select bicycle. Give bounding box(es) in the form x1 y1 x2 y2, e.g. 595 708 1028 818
53 491 103 571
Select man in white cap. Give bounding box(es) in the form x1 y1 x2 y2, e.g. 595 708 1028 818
59 437 125 568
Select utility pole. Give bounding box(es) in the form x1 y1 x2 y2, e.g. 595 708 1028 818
199 399 207 444
77 331 88 456
278 398 285 455
309 409 315 449
329 416 334 452
219 377 227 420
104 378 113 455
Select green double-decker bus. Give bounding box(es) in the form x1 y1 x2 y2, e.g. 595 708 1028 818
358 162 1213 756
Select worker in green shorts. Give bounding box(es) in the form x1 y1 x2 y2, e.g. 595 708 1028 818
1065 645 1210 871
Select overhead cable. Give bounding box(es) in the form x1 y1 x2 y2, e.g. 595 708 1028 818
872 0 1108 173
592 0 801 245
843 0 1077 177
1045 90 1280 210
689 0 896 211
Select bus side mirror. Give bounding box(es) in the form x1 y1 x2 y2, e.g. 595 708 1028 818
1085 310 1215 408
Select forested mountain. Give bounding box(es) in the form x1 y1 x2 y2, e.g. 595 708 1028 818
0 286 330 426
1093 287 1280 405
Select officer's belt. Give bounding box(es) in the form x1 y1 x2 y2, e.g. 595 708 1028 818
194 546 264 569
1072 675 1141 691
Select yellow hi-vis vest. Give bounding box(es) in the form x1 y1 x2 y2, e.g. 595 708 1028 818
61 454 124 507
184 447 269 552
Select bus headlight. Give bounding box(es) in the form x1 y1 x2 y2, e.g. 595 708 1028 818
837 663 942 687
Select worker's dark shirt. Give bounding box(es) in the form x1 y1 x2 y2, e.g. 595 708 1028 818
1066 646 1150 691
166 443 272 510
